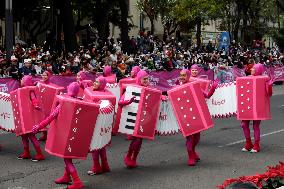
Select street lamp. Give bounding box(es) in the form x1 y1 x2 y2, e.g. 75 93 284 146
5 0 13 60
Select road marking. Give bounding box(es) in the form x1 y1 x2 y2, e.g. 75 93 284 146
218 128 284 148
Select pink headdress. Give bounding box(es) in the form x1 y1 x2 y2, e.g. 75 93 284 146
131 66 141 78
136 70 149 85
22 75 34 87
181 69 191 82
97 76 107 91
252 63 264 76
78 71 87 81
103 66 112 77
67 82 80 97
190 64 199 70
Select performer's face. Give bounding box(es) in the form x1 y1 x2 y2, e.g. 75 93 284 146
42 72 48 81
251 68 256 76
93 79 100 90
191 68 198 77
140 76 149 86
76 73 81 82
179 71 188 84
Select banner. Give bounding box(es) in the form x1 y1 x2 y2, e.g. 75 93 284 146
0 92 15 132
206 82 237 118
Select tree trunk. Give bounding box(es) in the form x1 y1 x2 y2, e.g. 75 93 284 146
150 18 155 35
60 0 78 53
118 0 129 53
196 17 202 48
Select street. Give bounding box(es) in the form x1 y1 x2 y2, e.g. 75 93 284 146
0 86 284 189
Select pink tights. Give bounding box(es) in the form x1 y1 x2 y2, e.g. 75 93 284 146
186 133 200 151
241 120 261 141
92 147 108 162
64 158 76 173
129 137 143 152
21 133 41 149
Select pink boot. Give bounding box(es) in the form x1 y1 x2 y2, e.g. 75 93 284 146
251 140 260 153
31 146 45 162
18 147 31 160
67 171 84 189
87 161 102 175
54 168 71 184
187 151 196 166
193 152 200 161
242 138 253 152
100 148 110 173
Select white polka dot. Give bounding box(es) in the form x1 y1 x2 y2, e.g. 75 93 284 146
177 98 181 101
190 108 193 111
247 82 250 85
247 98 250 101
183 91 186 94
184 115 187 118
247 90 250 93
247 106 250 110
241 102 244 105
242 110 244 112
241 94 244 97
193 117 196 120
241 86 244 88
187 100 190 102
187 124 190 126
181 107 184 110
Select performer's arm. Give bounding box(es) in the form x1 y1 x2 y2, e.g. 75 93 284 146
30 90 41 110
32 104 61 133
203 80 218 99
118 94 135 107
266 79 273 97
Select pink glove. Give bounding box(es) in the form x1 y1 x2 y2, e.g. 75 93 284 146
161 95 168 101
118 96 136 107
266 79 274 97
32 125 40 134
32 98 41 110
212 79 219 88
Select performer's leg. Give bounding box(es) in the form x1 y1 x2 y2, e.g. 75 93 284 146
241 120 253 151
38 131 47 141
54 159 71 184
65 158 84 189
186 135 196 166
193 133 201 161
29 133 45 161
100 147 110 173
251 120 261 153
18 134 31 159
131 137 143 168
124 137 136 168
87 150 102 175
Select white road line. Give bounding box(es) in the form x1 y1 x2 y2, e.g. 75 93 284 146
218 129 284 148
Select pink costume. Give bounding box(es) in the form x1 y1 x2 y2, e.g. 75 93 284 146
103 65 116 84
176 67 218 166
118 70 161 168
33 82 100 189
83 76 116 175
77 71 93 98
10 75 45 161
113 66 141 135
37 71 64 141
236 63 273 153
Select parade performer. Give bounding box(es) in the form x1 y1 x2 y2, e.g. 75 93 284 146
237 63 273 153
76 71 92 97
12 75 45 161
83 76 116 175
113 66 141 138
178 67 218 166
33 82 90 189
119 70 150 168
103 65 116 84
37 71 52 141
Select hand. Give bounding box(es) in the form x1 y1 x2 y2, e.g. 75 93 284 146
268 78 274 86
212 79 219 88
32 125 39 134
130 96 136 102
161 95 168 101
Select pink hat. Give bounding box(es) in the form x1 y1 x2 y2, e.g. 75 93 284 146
77 71 87 81
22 75 34 86
97 76 107 91
180 69 191 82
136 70 149 85
131 66 141 78
67 82 80 97
103 66 112 77
190 64 199 70
252 63 264 76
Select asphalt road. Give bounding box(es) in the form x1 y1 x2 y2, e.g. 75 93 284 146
0 86 284 189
